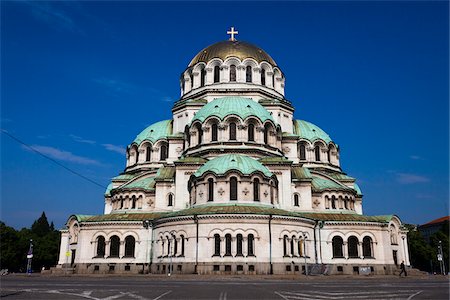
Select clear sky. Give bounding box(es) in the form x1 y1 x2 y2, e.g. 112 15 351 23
1 1 448 229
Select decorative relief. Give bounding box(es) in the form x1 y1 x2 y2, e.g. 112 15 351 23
282 146 290 153
218 123 227 130
202 126 210 132
238 124 247 130
242 188 249 195
218 188 225 195
198 191 204 199
263 190 269 197
175 147 182 154
256 126 265 132
313 199 320 208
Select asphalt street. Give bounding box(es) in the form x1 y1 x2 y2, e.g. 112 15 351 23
0 275 448 300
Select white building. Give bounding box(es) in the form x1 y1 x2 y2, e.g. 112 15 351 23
57 29 410 275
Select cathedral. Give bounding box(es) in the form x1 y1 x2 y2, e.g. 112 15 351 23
57 28 410 275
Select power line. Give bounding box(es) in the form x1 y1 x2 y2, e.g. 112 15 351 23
1 129 107 189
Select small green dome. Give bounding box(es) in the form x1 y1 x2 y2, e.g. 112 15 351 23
132 120 172 145
294 120 332 144
194 154 273 178
191 97 274 124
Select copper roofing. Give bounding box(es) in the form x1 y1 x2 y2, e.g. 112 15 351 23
72 205 392 224
189 40 277 67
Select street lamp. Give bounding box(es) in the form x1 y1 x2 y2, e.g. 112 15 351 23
168 231 176 277
65 235 71 275
302 232 308 277
143 220 152 274
438 240 446 275
26 239 33 275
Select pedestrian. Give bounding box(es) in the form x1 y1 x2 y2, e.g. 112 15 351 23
399 261 407 277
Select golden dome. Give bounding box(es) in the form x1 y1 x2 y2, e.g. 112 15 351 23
188 40 277 67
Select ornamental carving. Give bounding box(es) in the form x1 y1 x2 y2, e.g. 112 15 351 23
202 126 210 132
218 123 227 130
282 146 291 153
175 147 182 154
238 124 247 130
218 188 225 195
242 188 249 195
256 126 265 132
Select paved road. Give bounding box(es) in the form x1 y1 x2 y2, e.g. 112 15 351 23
1 275 448 300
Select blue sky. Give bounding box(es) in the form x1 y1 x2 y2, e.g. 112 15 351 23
1 1 448 229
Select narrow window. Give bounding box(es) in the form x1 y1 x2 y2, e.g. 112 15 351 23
200 68 206 87
225 234 232 256
120 198 124 209
208 178 214 202
332 236 344 258
362 236 373 258
180 235 185 256
290 236 295 256
229 122 236 140
190 73 194 89
327 148 331 162
160 143 168 161
315 145 321 162
264 124 270 145
299 144 306 160
344 198 348 209
214 234 221 256
253 178 260 201
146 146 151 161
331 196 336 209
246 66 252 82
248 234 255 256
272 72 275 88
230 65 236 82
298 240 303 257
167 237 171 256
168 194 173 206
124 236 135 257
109 236 120 257
270 183 274 204
248 123 255 142
236 234 243 256
348 236 359 258
283 235 288 256
211 123 218 142
214 65 220 83
261 68 266 86
294 194 299 207
96 236 106 257
131 196 136 209
173 236 178 257
134 147 139 164
230 177 238 200
197 124 203 145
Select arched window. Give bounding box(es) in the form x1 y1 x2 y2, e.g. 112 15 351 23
236 234 243 256
390 225 398 244
327 148 331 163
264 124 270 145
229 122 236 140
248 234 255 256
331 196 336 209
190 72 194 89
196 124 203 145
332 236 344 258
315 145 321 162
298 239 303 257
253 178 260 201
109 235 120 257
208 178 214 202
96 236 106 257
261 68 266 86
168 194 173 207
131 196 136 209
270 183 274 204
283 235 289 256
167 236 171 256
299 143 306 160
214 65 220 83
230 176 238 200
229 65 236 82
246 66 252 82
200 68 206 87
248 123 255 142
344 198 348 209
120 198 124 209
146 145 151 162
363 236 373 258
160 143 168 161
124 236 135 257
214 234 221 256
134 147 139 164
348 236 359 258
180 235 185 256
291 236 296 257
173 236 178 257
211 123 218 142
225 234 232 256
294 194 299 207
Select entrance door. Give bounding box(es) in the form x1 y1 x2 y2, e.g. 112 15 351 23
392 250 398 266
71 249 76 266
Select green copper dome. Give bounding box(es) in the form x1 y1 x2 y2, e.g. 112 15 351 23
191 97 275 124
132 120 172 145
194 154 273 178
293 120 332 144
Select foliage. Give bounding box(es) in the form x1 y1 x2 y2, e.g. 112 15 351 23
0 212 61 272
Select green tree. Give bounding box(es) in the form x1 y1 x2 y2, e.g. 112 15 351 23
406 224 433 272
31 212 51 237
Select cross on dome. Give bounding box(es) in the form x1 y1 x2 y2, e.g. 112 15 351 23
227 27 238 41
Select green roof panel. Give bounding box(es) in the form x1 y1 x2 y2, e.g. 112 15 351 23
194 154 273 177
192 97 274 124
133 120 173 145
293 120 332 144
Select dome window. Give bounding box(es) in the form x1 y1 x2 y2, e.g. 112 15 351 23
246 66 252 83
160 143 168 161
168 193 174 206
211 123 218 142
208 178 214 202
230 176 238 200
314 145 321 162
146 146 151 162
230 65 236 82
294 194 299 207
299 143 306 160
253 178 260 201
248 124 255 142
261 68 266 86
229 122 237 140
200 68 206 87
214 65 220 83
